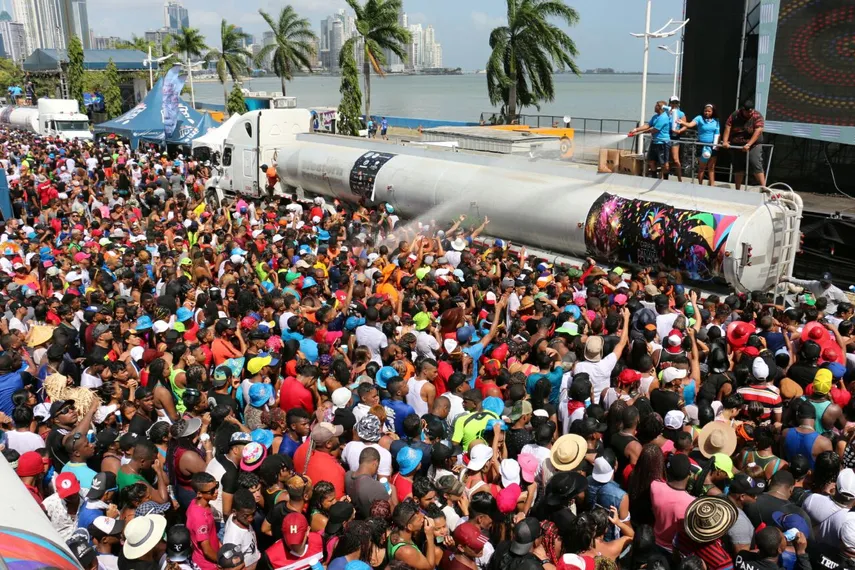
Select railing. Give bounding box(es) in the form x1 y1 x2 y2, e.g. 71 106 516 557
637 136 775 186
477 111 639 163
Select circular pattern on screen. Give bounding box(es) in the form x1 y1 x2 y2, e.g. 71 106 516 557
768 0 855 125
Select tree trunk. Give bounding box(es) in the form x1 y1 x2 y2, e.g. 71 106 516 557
363 56 371 127
223 82 229 117
281 75 287 96
508 79 517 121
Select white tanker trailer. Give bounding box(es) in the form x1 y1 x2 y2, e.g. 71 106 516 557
0 98 92 140
206 109 802 293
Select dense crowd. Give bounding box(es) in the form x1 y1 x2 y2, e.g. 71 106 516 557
2 127 855 570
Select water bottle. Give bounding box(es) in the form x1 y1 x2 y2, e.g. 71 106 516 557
380 477 392 494
849 286 855 293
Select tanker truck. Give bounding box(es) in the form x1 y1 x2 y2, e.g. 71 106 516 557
207 109 802 293
0 98 92 140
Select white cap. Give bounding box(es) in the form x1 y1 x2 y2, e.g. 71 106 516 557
664 410 686 430
468 444 493 472
443 338 458 354
183 219 192 228
838 468 855 498
752 357 769 381
230 254 245 265
331 387 351 409
662 367 687 384
152 320 169 334
592 456 614 484
272 234 283 243
500 459 521 487
311 216 321 223
367 253 380 263
669 95 680 103
65 271 81 282
251 229 263 239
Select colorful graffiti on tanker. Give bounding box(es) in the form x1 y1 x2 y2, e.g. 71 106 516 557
584 192 737 282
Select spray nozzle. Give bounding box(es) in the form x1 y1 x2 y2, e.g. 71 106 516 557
627 131 637 138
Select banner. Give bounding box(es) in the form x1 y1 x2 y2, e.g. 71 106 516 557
349 151 397 201
161 65 187 138
0 170 12 221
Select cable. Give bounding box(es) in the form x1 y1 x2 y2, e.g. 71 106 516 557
823 145 855 201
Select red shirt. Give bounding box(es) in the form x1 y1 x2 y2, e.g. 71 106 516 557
292 440 345 499
263 532 323 570
279 377 315 414
186 500 219 570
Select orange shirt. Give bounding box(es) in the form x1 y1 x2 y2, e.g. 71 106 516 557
211 337 241 366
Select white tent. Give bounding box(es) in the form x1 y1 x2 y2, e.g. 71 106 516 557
191 112 241 153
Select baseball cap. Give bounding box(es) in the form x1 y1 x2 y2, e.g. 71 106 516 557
509 400 533 421
838 468 855 499
510 517 541 555
730 473 765 496
87 471 118 499
666 453 691 481
217 544 245 569
89 516 125 539
311 422 344 444
55 472 81 499
16 451 44 477
67 536 97 568
500 459 521 487
453 522 488 554
282 512 309 549
591 456 615 484
229 432 252 447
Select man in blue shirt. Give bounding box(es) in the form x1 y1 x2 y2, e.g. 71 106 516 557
381 376 415 436
630 101 672 179
668 96 687 182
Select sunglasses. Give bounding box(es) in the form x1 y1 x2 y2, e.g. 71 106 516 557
202 483 220 495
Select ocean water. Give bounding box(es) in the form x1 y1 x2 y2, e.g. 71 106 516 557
191 73 677 123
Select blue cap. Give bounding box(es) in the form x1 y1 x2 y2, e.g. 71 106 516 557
317 230 330 242
772 511 810 536
249 383 274 408
385 204 394 214
494 239 505 247
176 307 192 322
345 316 365 331
299 245 312 255
482 396 504 417
456 325 476 344
39 247 51 256
564 305 581 319
825 361 847 379
376 366 398 389
135 315 153 331
396 446 423 475
250 428 274 449
486 418 507 432
230 247 248 256
302 276 317 289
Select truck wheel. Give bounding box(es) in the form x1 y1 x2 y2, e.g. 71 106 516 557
205 188 220 211
560 136 575 160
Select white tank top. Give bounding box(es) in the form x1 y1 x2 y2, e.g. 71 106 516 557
406 377 430 417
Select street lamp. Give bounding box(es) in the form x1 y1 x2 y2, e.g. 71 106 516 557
182 59 206 108
143 46 175 89
630 1 688 151
658 40 684 99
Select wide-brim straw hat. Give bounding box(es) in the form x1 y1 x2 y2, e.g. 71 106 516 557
27 324 55 347
684 496 737 543
698 421 737 458
550 434 586 472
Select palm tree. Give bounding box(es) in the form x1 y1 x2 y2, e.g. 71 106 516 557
117 35 152 53
255 7 317 96
155 34 182 79
486 0 581 120
173 26 208 107
206 20 253 114
346 0 410 122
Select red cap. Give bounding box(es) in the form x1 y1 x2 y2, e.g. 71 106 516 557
55 472 81 499
483 359 501 377
558 554 596 570
16 451 44 477
282 513 309 549
453 522 488 553
492 343 509 363
822 347 840 363
726 321 754 348
742 346 760 358
73 252 90 263
496 483 522 514
618 369 642 385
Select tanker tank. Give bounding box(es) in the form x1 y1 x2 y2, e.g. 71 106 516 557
0 105 39 134
275 134 802 293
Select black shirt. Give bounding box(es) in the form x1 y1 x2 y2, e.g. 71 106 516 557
208 389 238 411
743 494 814 540
117 554 159 570
788 363 819 390
734 551 786 570
505 428 532 460
698 372 733 403
128 413 153 437
808 543 855 570
218 453 240 495
46 428 70 469
650 389 681 418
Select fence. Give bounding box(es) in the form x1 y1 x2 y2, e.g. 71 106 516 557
638 136 775 186
477 111 639 163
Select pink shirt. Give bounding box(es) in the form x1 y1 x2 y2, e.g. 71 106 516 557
187 501 220 570
650 480 694 551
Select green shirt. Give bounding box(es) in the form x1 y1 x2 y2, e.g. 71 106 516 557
117 469 146 490
451 410 499 451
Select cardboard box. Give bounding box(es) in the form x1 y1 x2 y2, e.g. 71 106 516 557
599 149 633 174
597 148 611 173
618 153 644 176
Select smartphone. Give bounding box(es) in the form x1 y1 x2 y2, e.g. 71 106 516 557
784 528 799 541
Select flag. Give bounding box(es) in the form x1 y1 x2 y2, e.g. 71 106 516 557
161 65 187 138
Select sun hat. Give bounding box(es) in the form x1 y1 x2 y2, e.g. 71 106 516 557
248 383 274 408
356 414 382 443
500 458 521 487
467 444 494 472
27 325 55 347
698 422 737 458
179 417 202 438
251 428 275 449
497 483 522 514
584 337 604 362
550 434 586 471
123 514 167 559
726 321 754 348
396 446 423 475
240 442 267 471
451 238 467 251
683 496 737 543
517 453 539 484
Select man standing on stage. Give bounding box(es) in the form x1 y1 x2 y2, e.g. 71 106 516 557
722 99 766 190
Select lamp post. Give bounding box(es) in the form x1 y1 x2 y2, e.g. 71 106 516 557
143 46 175 89
631 2 689 152
658 40 684 99
183 59 205 108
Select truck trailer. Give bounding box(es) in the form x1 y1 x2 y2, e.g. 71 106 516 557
0 98 92 140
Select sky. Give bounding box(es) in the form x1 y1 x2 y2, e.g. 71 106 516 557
86 0 686 72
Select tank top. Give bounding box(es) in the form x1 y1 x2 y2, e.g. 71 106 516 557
170 368 187 413
610 432 638 483
406 377 430 417
809 400 832 433
783 428 821 468
173 447 195 488
388 537 419 560
682 379 696 406
741 449 783 476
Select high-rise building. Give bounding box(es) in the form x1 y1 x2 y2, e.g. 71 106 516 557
0 11 27 63
61 0 90 48
13 0 89 51
319 18 329 51
329 18 343 70
163 1 188 34
434 43 442 68
407 23 422 71
261 30 275 70
423 25 435 68
93 35 119 50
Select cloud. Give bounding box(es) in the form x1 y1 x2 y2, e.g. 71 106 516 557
407 12 428 25
470 11 505 32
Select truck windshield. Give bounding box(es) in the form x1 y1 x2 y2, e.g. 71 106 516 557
54 120 89 131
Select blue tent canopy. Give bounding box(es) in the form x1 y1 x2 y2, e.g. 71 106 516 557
94 77 219 147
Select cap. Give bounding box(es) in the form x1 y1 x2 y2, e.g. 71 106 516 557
282 512 309 549
591 456 614 484
16 451 44 477
730 473 765 496
666 453 691 481
217 544 245 569
89 515 125 538
453 522 488 553
67 536 97 567
510 517 541 555
814 368 833 395
311 422 344 444
497 483 523 514
55 472 81 499
87 471 118 499
500 459 521 487
509 400 533 421
664 410 686 430
229 432 252 447
838 468 855 499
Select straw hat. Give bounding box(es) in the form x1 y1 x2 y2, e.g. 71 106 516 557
27 324 55 347
698 422 737 458
683 496 737 543
123 514 167 560
550 434 586 472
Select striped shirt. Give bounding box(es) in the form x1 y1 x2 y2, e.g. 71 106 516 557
673 531 734 570
737 384 783 420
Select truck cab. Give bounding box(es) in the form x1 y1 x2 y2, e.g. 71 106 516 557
37 99 92 141
206 109 311 205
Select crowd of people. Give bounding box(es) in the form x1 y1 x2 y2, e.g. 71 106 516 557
3 126 855 570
